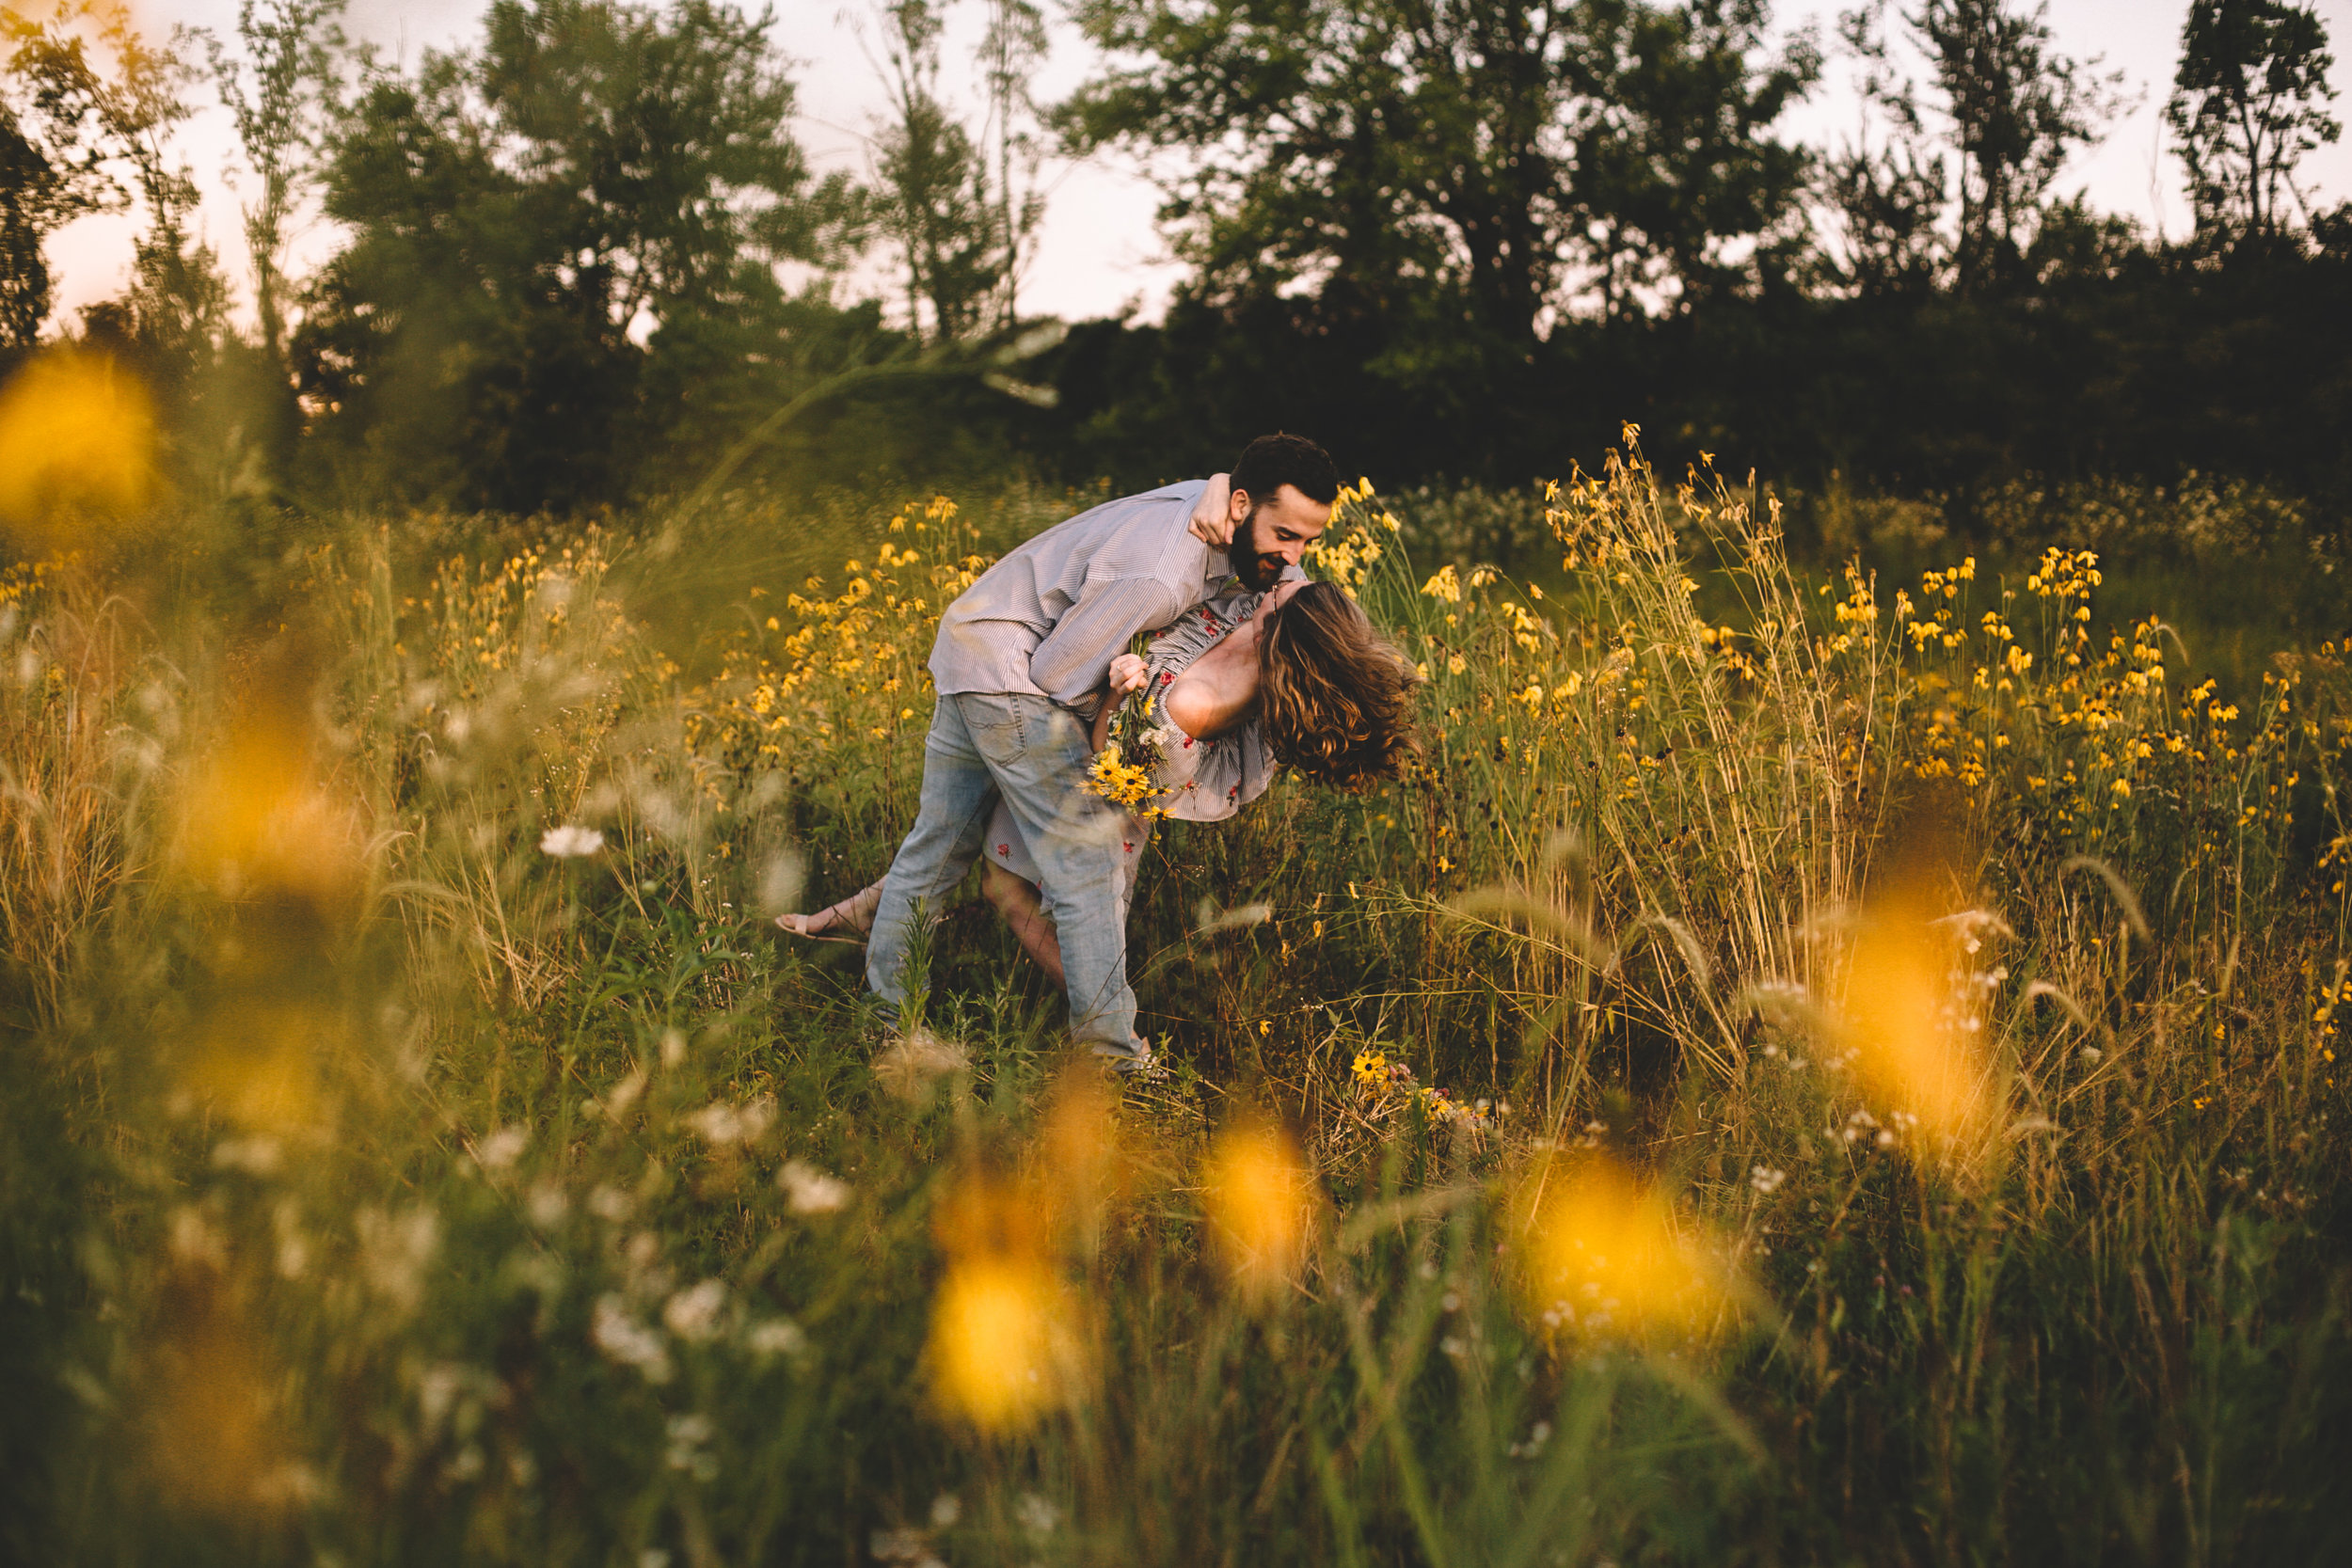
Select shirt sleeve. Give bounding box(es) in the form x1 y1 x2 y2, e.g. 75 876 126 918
1028 576 1186 713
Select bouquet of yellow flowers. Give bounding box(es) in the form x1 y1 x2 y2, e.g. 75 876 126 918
1081 655 1175 819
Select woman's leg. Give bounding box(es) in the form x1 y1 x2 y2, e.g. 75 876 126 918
979 859 1065 990
776 880 882 940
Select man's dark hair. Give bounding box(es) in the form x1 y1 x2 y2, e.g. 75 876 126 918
1231 433 1339 507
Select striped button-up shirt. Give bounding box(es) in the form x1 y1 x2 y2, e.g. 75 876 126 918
928 479 1243 714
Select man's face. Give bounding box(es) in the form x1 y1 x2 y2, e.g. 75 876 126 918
1229 483 1330 592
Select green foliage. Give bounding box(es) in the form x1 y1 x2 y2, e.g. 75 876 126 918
870 0 1004 343
1057 0 1820 341
1 0 227 369
8 461 2352 1561
207 0 348 373
1 2 122 352
2167 0 2342 250
294 0 865 510
1841 0 2127 295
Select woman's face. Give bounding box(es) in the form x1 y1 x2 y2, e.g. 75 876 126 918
1240 578 1307 648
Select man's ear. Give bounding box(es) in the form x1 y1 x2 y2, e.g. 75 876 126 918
1227 488 1253 522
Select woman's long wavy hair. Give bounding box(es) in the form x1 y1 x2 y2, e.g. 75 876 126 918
1256 582 1422 791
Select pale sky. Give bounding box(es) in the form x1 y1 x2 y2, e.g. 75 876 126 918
42 0 2352 331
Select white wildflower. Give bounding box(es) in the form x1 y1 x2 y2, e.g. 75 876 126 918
168 1207 228 1269
358 1206 440 1313
603 1070 647 1117
591 1294 673 1383
527 1181 569 1229
665 1414 717 1479
1749 1164 1787 1195
661 1279 727 1341
778 1160 850 1214
1016 1493 1062 1539
685 1096 775 1145
868 1528 938 1566
872 1028 969 1101
251 1462 327 1506
538 822 602 860
539 824 605 858
745 1318 808 1358
211 1136 282 1175
472 1125 528 1173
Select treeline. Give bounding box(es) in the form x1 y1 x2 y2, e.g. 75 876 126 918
2 0 2347 515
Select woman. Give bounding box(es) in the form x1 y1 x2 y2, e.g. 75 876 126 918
778 580 1418 984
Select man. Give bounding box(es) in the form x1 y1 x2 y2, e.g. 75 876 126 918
864 433 1340 1065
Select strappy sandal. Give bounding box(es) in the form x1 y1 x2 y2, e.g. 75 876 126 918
775 883 881 944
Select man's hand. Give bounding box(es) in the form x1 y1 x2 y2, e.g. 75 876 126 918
1107 653 1150 700
1188 473 1236 547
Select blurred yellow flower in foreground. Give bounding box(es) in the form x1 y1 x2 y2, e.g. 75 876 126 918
1837 877 1997 1151
0 351 156 543
1036 1066 1128 1245
1202 1117 1319 1305
924 1065 1144 1431
930 1253 1085 1433
928 1166 1087 1433
146 1222 297 1515
182 997 329 1132
172 709 367 909
1515 1153 1737 1339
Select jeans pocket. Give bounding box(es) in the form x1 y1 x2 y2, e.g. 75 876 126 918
959 693 1027 756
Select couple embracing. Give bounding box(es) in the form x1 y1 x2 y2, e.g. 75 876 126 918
780 434 1420 1070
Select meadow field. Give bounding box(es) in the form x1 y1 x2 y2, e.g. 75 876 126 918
6 427 2351 1566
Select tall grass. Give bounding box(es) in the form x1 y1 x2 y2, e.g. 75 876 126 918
5 436 2352 1566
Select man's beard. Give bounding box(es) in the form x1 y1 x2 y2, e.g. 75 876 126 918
1231 513 1285 591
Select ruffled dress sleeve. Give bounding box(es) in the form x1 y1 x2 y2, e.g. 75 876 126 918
1137 589 1279 824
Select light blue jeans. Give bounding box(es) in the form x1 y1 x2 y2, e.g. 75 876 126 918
865 693 1138 1055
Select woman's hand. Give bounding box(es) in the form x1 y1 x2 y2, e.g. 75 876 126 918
1108 653 1150 701
1094 658 1149 752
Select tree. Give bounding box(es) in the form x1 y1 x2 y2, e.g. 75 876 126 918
1058 0 1819 351
1840 0 2124 294
1 2 226 367
91 3 229 378
860 0 1046 341
298 0 862 508
1 2 117 351
867 0 999 341
2166 0 2339 250
1821 137 1951 296
208 0 347 372
976 0 1047 327
1822 5 1950 295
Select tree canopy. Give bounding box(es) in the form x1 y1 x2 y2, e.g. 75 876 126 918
1 0 2347 514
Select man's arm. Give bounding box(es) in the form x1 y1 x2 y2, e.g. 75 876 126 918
1029 577 1184 714
1187 473 1235 546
